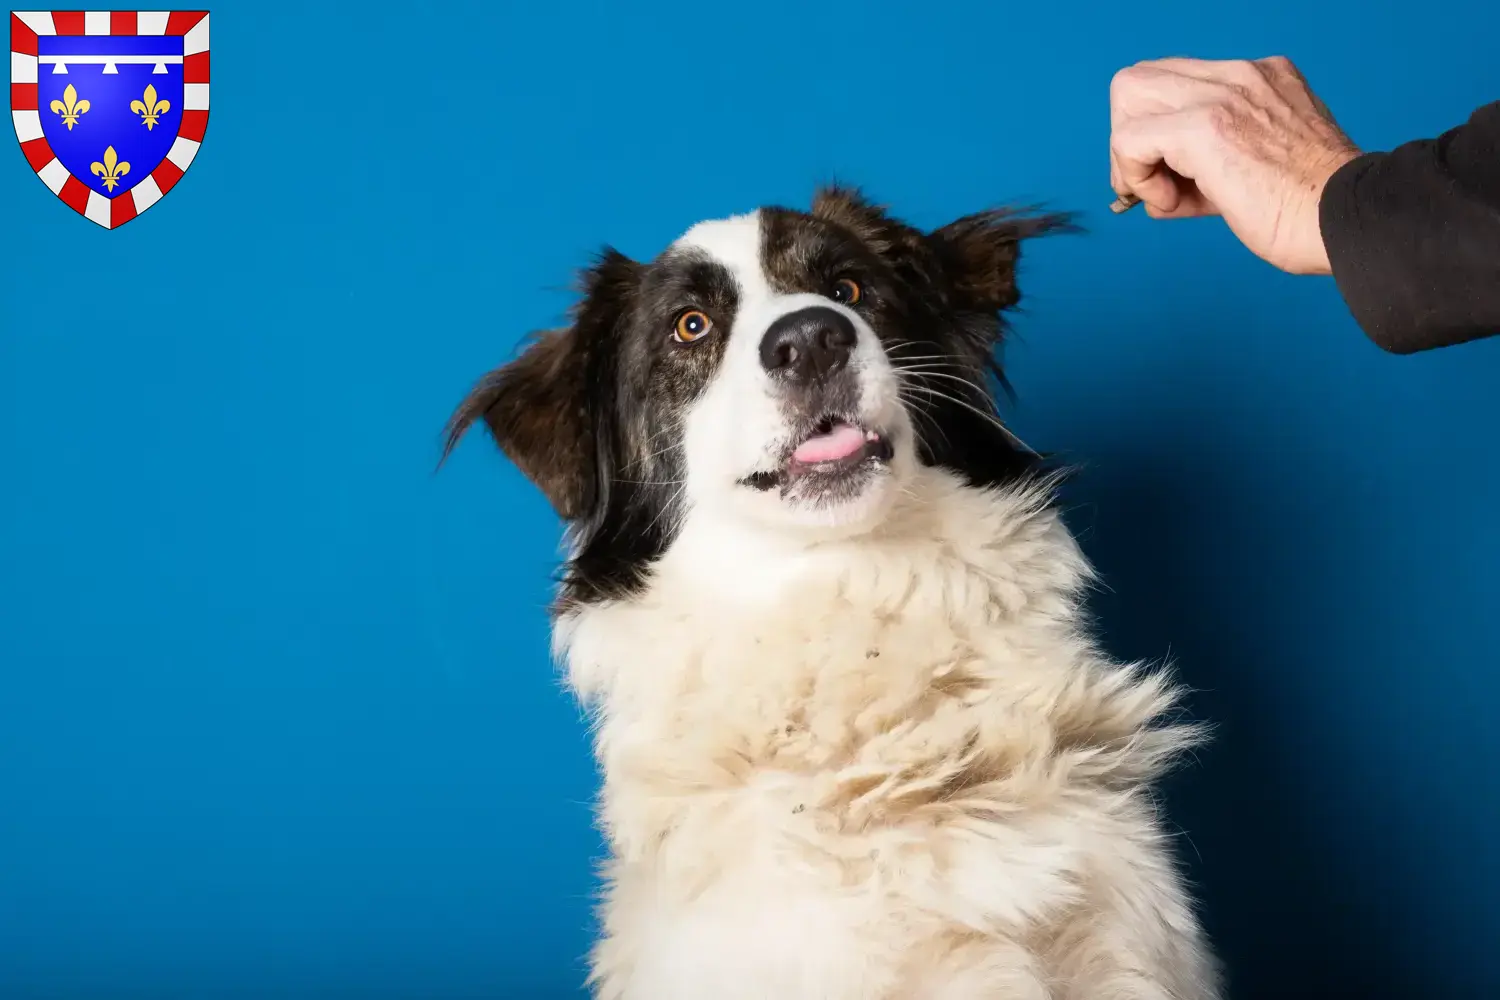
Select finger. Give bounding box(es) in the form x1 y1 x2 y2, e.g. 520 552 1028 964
1109 147 1148 213
1139 57 1288 117
1111 63 1224 126
1121 162 1189 215
1110 134 1182 214
1143 56 1322 121
1110 105 1219 213
1137 56 1264 88
1109 146 1207 217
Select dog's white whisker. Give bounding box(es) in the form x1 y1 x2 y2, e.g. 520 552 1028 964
897 379 1037 455
896 388 958 456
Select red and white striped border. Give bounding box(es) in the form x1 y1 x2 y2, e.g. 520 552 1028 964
10 10 209 229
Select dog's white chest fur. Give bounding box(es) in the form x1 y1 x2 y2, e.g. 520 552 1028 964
556 469 1220 1000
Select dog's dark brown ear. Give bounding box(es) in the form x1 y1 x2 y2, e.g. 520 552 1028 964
442 249 640 521
927 208 1077 312
442 326 594 519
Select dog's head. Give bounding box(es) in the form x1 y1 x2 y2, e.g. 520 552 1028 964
445 186 1072 605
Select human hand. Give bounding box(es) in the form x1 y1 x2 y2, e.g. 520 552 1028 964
1109 56 1362 275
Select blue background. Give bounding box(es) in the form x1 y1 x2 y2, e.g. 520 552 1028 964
2 1 1496 997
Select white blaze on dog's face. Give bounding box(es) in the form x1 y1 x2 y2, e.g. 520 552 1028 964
671 210 915 536
445 186 1070 607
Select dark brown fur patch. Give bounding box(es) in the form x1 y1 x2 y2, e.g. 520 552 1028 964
443 325 593 519
443 248 642 521
928 208 1073 312
632 248 740 416
808 186 910 257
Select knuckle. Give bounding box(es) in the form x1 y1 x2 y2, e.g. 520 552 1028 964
1226 58 1258 80
1258 54 1299 80
1228 59 1273 93
1109 65 1142 98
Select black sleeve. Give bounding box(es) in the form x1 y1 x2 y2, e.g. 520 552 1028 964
1318 100 1500 354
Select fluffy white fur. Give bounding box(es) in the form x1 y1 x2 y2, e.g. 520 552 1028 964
549 213 1221 998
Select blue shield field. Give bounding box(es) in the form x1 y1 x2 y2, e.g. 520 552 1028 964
35 34 185 199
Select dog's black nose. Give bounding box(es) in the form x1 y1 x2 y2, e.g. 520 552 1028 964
759 307 858 382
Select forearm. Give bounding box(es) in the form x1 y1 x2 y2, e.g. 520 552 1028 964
1318 101 1500 354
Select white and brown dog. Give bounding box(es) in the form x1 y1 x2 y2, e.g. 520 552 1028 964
445 186 1221 999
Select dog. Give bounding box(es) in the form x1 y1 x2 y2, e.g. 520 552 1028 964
444 186 1221 999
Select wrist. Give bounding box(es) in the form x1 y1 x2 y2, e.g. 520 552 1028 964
1291 147 1361 275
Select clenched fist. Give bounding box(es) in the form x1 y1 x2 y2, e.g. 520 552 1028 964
1109 56 1362 275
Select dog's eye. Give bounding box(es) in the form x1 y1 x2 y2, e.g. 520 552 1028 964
672 309 714 344
831 278 862 306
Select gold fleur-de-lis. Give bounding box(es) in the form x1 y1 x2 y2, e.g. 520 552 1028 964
90 146 130 192
130 84 170 130
49 83 90 130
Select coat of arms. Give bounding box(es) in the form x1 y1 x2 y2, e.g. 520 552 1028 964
9 10 209 228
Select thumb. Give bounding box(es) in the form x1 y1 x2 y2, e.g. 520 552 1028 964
1143 176 1218 219
1111 105 1218 214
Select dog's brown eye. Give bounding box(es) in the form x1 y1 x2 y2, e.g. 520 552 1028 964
831 278 862 306
672 309 713 343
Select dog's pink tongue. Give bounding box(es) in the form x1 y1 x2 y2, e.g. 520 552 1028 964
793 423 866 464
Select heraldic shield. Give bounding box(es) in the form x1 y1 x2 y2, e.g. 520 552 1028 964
10 11 209 229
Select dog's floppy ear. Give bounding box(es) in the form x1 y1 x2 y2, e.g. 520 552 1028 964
927 208 1077 312
443 325 596 519
442 249 641 522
